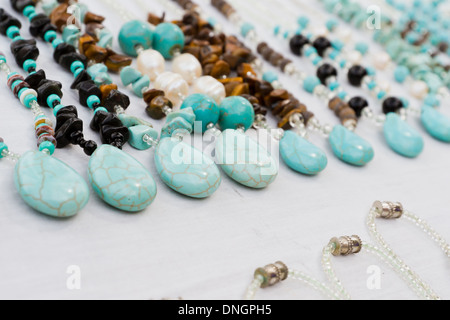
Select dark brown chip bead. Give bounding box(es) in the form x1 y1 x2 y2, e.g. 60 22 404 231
230 83 249 96
143 89 165 105
84 44 108 63
183 46 201 59
83 12 105 24
77 80 102 107
85 23 104 41
257 42 268 54
302 111 315 125
104 49 132 73
338 107 357 124
53 42 76 63
272 99 292 116
269 52 284 67
58 52 88 72
25 69 46 89
11 0 35 13
210 60 230 78
103 89 130 112
222 53 241 69
148 12 165 25
203 63 214 76
70 69 91 89
29 13 57 39
10 39 40 66
146 96 172 120
265 89 290 107
240 94 259 105
36 79 63 106
49 4 71 32
0 9 21 35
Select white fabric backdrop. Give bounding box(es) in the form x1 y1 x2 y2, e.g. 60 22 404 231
0 0 448 300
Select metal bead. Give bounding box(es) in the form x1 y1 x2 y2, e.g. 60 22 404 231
329 235 362 256
254 261 288 288
372 201 404 219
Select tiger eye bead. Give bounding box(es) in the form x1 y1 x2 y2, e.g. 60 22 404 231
99 84 118 102
78 34 96 54
146 96 172 120
104 49 132 73
84 45 108 63
83 12 105 24
210 60 230 79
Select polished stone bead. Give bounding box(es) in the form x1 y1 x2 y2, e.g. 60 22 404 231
54 116 83 148
383 113 424 158
160 108 196 139
15 151 89 217
53 43 76 63
11 0 35 13
152 22 185 59
146 95 171 120
348 65 368 86
29 13 56 39
36 79 63 106
10 39 39 66
155 138 221 198
382 97 404 114
128 125 158 151
348 96 368 117
317 63 338 85
329 125 374 166
280 131 328 175
104 50 132 72
215 129 278 188
58 52 87 72
218 96 255 131
289 34 309 56
313 36 332 57
77 80 102 107
103 89 130 112
181 93 219 132
421 106 450 142
118 20 153 57
88 145 157 212
25 69 46 89
0 11 21 35
70 69 91 90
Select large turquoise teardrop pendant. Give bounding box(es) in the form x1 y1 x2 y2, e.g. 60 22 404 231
329 125 374 166
14 151 89 218
88 145 157 212
280 131 328 175
215 129 278 188
421 106 450 143
154 137 221 198
383 113 424 158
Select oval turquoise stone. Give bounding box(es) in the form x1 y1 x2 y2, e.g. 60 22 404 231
152 23 185 59
215 130 278 189
329 125 374 166
154 138 221 198
280 131 328 175
118 20 153 57
14 151 89 218
383 113 424 158
421 106 450 142
88 145 157 212
181 94 219 132
218 96 255 131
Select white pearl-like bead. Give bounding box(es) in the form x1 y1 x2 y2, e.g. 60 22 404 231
137 49 165 81
172 53 202 84
373 52 391 70
313 26 329 37
192 76 226 104
347 50 363 64
410 80 429 100
154 71 189 107
336 27 352 43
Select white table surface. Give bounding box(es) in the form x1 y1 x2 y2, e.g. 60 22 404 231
0 0 448 300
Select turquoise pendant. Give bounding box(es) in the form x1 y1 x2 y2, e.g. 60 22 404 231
280 131 328 175
14 151 89 218
421 106 450 142
329 125 374 166
154 138 221 198
215 129 278 189
88 145 157 212
383 113 424 158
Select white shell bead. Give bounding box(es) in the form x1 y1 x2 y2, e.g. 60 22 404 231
172 53 202 84
137 49 165 81
192 76 226 104
154 71 189 107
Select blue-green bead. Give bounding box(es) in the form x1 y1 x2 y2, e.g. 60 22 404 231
42 0 58 15
0 142 8 158
152 23 185 59
303 76 321 93
87 63 107 78
355 42 369 54
329 125 374 166
297 16 310 28
394 66 410 83
0 55 6 63
424 94 439 107
280 131 327 175
44 30 57 43
215 130 277 189
218 96 255 131
53 104 65 116
87 95 101 109
421 105 450 142
94 107 108 114
97 29 114 48
88 145 157 212
23 5 36 18
326 19 338 31
73 67 84 79
132 75 150 98
47 94 61 108
23 59 36 72
181 94 219 132
92 73 113 86
241 22 255 37
15 151 89 218
128 125 159 150
262 71 278 83
52 38 64 48
118 20 154 57
70 61 85 74
39 141 55 155
120 66 142 86
383 113 424 158
6 26 20 39
161 109 196 139
155 138 221 198
62 25 81 46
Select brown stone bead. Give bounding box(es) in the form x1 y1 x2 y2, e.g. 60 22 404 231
224 81 242 97
85 23 104 41
272 100 293 116
302 111 315 125
278 109 305 130
99 84 118 102
230 83 249 96
210 60 230 78
183 46 201 60
222 53 241 69
264 89 290 107
328 97 347 116
148 12 165 25
203 63 214 76
201 53 219 66
84 45 108 63
143 89 165 105
146 96 173 120
35 125 55 138
104 50 132 73
84 12 105 24
218 77 244 84
237 63 257 78
338 107 357 124
78 34 96 55
50 4 71 32
280 59 293 71
269 52 284 67
240 94 259 105
257 42 269 54
182 25 196 37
